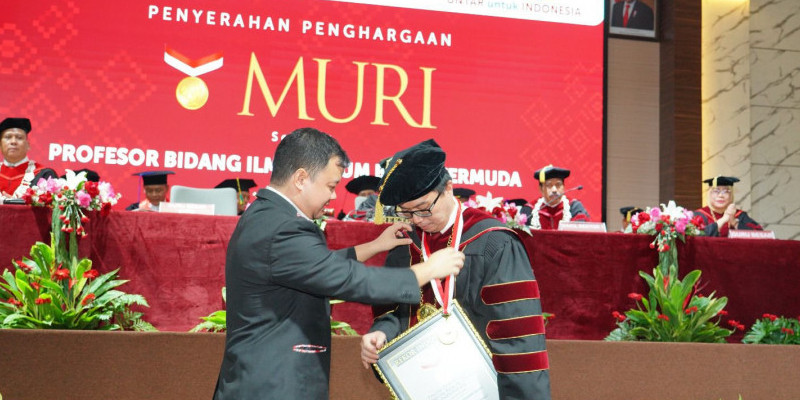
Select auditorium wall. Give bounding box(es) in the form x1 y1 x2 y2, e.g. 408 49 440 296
703 0 800 240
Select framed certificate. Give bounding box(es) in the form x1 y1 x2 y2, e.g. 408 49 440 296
374 301 499 400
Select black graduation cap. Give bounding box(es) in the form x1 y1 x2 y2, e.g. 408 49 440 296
215 178 258 192
703 176 740 187
377 139 447 207
453 187 476 201
133 170 174 186
62 168 100 182
620 206 644 222
533 165 570 183
506 198 529 207
0 118 32 134
345 175 380 195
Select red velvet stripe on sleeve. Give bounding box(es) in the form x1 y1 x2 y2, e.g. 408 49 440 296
480 280 540 305
493 351 549 374
486 315 545 340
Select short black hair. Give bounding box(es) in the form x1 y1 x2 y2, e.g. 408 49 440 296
270 127 350 186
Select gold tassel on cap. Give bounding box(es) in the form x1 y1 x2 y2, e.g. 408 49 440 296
374 158 403 225
539 164 553 183
712 176 718 188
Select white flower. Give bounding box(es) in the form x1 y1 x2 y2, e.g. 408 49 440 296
62 169 87 191
475 191 504 210
660 200 686 221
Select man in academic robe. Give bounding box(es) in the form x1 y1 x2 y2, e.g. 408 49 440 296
215 178 258 215
695 176 763 237
361 139 551 400
342 175 381 221
620 206 644 232
520 165 589 230
0 117 57 200
125 171 174 212
213 128 464 400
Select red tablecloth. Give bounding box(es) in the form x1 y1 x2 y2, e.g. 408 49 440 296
2 205 798 340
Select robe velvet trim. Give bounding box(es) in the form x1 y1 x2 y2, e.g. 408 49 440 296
486 315 545 340
481 280 540 305
493 351 550 374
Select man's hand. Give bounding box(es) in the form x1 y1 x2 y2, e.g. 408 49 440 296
361 331 387 369
410 247 465 286
354 222 413 262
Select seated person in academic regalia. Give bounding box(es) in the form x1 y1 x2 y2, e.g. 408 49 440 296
125 170 174 212
694 176 763 237
452 187 476 203
61 168 100 183
342 175 381 221
1 117 57 200
520 165 589 230
215 178 258 215
619 206 644 232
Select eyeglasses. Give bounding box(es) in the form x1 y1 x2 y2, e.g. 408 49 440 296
710 188 732 196
395 192 441 218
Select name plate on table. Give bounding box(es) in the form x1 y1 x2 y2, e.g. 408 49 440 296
558 221 607 233
375 301 499 400
729 230 775 239
158 202 215 216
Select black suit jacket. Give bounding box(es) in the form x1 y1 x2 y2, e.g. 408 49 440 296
611 1 654 30
214 188 420 399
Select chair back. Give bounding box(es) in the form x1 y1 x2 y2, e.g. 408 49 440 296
169 185 238 216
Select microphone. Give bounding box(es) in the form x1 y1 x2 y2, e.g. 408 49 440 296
545 185 583 206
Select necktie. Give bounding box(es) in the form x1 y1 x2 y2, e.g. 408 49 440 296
623 2 631 27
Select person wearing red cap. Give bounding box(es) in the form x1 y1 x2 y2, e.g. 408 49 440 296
0 117 57 200
695 176 763 237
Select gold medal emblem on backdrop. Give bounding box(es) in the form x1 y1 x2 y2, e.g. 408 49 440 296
175 76 209 110
417 303 438 321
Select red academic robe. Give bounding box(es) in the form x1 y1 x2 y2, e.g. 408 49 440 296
0 161 49 197
536 198 589 230
695 206 763 237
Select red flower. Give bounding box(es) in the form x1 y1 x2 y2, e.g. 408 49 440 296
649 243 655 249
84 181 100 197
101 202 112 217
655 222 663 233
83 269 100 279
685 306 698 314
763 313 778 321
39 192 53 205
663 277 669 291
638 212 651 223
660 243 670 252
81 293 96 305
727 319 741 328
717 310 728 316
737 323 746 331
660 214 671 223
15 259 33 273
691 215 706 229
507 207 518 218
6 298 23 307
612 311 626 322
628 293 643 301
81 215 90 224
34 297 51 305
781 327 795 335
545 313 556 320
30 281 41 291
657 314 669 321
53 267 70 281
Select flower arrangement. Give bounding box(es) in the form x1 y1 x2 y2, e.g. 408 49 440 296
465 192 530 235
607 201 731 342
742 314 800 345
0 170 154 330
628 201 705 274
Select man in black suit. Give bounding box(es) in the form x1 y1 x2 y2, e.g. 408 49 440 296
611 0 654 30
213 127 464 399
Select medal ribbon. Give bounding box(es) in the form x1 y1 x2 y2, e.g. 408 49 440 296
421 197 463 315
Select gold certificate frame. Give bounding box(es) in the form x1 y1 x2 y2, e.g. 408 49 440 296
374 301 499 400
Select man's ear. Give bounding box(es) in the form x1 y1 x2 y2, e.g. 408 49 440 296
292 168 309 191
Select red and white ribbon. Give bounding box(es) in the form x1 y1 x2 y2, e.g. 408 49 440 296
420 197 463 315
164 45 223 77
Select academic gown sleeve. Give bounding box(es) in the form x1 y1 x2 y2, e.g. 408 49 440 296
569 199 590 221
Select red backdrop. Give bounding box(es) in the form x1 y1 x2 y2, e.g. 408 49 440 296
1 1 604 215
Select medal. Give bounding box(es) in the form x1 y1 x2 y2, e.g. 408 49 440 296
438 316 458 345
164 45 223 110
175 77 209 110
417 303 439 321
